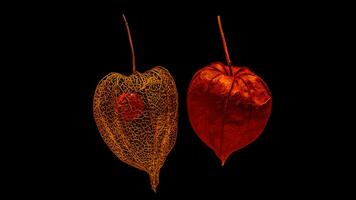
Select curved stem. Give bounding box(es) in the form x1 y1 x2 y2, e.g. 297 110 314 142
122 14 136 74
217 15 233 76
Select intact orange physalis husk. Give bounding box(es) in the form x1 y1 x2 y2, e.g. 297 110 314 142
187 62 272 165
93 66 178 192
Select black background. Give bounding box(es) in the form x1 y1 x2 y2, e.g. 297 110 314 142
8 1 342 199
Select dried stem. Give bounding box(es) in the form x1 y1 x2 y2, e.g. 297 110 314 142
217 15 233 76
122 14 136 73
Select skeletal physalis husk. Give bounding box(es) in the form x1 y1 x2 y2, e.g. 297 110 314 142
93 66 178 192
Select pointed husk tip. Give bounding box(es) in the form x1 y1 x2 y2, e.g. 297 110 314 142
149 171 159 193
